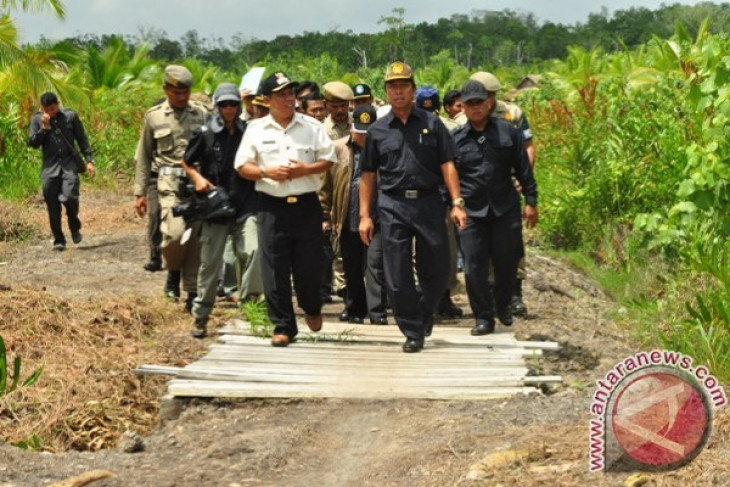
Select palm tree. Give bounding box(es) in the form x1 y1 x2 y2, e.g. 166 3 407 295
1 0 64 17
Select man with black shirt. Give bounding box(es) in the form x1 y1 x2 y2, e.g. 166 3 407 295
360 62 467 353
452 80 538 336
28 92 96 251
181 83 262 338
320 105 388 325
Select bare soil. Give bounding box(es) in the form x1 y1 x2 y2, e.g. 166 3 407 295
0 188 727 487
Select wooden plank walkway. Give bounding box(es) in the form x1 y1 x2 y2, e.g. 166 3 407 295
137 319 561 401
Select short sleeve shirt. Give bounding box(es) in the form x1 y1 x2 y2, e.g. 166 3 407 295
361 107 455 193
234 112 337 197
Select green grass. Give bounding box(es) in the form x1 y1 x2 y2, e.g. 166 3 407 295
549 247 730 383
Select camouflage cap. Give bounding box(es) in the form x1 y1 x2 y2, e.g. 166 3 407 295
384 61 414 82
164 65 194 88
469 72 501 92
323 81 354 102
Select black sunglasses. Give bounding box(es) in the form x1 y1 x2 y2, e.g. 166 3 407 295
218 101 240 108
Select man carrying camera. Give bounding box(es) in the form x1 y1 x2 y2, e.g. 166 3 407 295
180 83 262 338
134 65 208 310
28 92 96 251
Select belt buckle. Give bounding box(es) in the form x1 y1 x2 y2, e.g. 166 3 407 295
286 196 298 204
405 190 418 199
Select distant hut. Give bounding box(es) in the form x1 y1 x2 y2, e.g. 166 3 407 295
506 75 542 101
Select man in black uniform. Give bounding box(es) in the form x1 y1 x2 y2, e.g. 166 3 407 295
452 81 538 335
360 62 467 353
28 92 96 251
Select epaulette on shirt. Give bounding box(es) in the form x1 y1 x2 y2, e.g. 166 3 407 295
144 104 164 116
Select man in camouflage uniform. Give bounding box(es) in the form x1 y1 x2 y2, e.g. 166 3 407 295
133 65 208 311
460 72 535 317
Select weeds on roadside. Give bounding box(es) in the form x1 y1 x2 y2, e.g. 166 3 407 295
240 299 274 337
1 332 44 450
0 333 43 398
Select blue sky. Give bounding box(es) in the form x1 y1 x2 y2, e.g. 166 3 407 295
11 0 705 44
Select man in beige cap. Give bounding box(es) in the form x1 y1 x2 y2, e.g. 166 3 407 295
323 81 354 140
465 71 536 318
359 62 467 353
133 64 208 311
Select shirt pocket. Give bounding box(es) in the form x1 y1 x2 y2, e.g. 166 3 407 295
292 144 314 164
154 127 174 154
420 133 438 147
456 146 482 168
379 140 402 166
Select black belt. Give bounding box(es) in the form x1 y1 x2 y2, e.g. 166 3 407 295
261 192 317 204
383 188 438 199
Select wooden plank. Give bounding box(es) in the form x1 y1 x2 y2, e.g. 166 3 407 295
213 338 542 357
137 363 532 380
167 379 537 400
190 360 530 376
219 325 560 350
143 368 539 387
203 349 528 367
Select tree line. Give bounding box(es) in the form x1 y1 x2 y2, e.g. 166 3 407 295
33 3 730 72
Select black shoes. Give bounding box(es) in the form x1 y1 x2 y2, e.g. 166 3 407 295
497 310 513 327
164 270 181 300
510 279 528 317
339 309 365 324
71 231 83 244
437 292 463 319
191 317 207 339
184 292 197 314
471 321 495 336
370 315 388 325
144 258 163 272
52 241 66 251
402 337 424 353
510 295 527 317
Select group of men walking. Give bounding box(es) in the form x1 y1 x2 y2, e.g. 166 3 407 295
28 61 537 353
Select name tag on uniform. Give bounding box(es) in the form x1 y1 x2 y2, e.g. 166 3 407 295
262 140 276 145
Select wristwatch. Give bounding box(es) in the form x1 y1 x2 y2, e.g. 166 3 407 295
260 165 267 178
452 197 465 208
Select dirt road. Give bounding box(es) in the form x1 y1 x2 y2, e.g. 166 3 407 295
0 189 727 486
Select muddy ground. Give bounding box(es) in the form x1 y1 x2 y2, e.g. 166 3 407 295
0 188 727 487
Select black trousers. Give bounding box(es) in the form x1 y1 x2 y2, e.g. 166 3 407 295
147 173 162 262
340 224 388 320
378 192 448 339
460 205 522 325
257 192 324 338
42 174 80 244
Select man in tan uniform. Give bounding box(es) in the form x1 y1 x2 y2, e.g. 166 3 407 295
133 65 208 311
322 81 355 300
323 81 354 140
